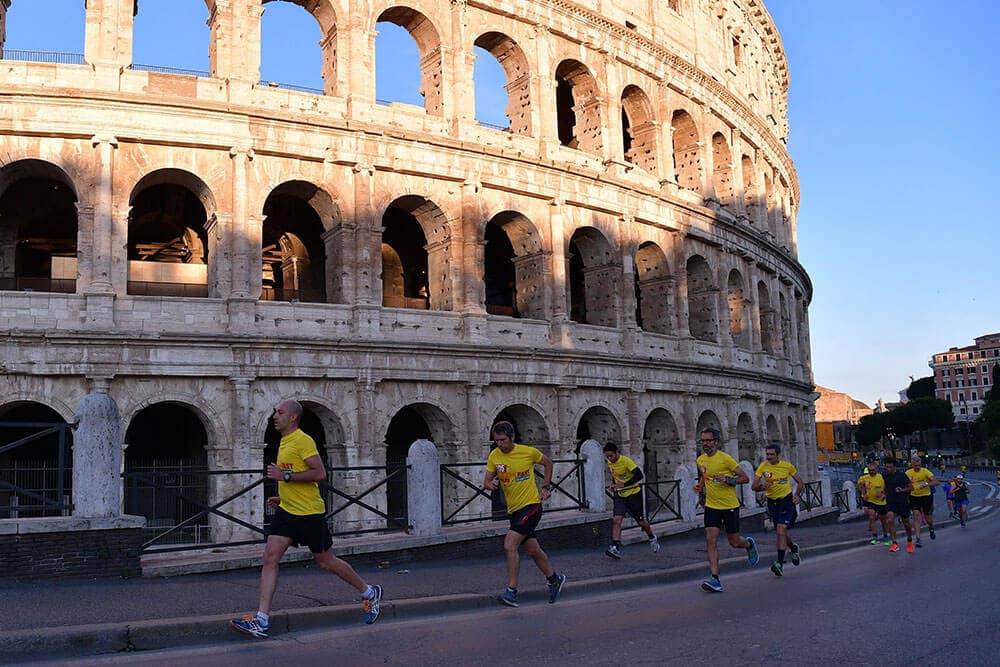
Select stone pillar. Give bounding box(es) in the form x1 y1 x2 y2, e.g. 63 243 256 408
673 250 691 338
0 1 10 58
625 388 643 459
819 468 833 508
344 2 375 120
731 129 747 217
465 383 484 457
556 385 575 453
580 439 606 512
73 379 124 518
677 463 698 522
87 135 117 292
84 0 133 69
406 439 441 536
209 0 261 82
228 146 253 298
352 162 378 306
548 199 568 321
533 25 556 148
844 481 859 512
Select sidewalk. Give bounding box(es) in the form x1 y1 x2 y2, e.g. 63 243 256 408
0 509 971 661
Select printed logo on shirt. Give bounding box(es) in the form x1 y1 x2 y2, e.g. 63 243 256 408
496 464 507 473
514 470 531 483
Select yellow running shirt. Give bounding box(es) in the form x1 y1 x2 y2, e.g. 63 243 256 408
697 450 740 510
754 460 797 500
276 429 326 516
606 454 642 498
487 444 543 513
865 473 887 505
906 467 935 497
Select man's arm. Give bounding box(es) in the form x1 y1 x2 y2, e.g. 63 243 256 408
266 453 326 483
483 469 498 491
734 466 750 485
751 473 764 492
539 454 554 500
792 473 805 501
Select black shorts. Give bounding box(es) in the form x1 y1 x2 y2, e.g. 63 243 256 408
766 494 798 528
863 501 877 511
508 503 543 538
870 503 887 516
910 495 933 515
612 492 646 522
704 507 740 534
267 507 333 554
885 499 910 517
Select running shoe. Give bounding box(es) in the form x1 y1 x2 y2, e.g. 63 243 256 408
929 528 936 540
961 522 966 528
906 541 914 554
889 542 899 553
701 577 723 592
498 587 519 607
790 543 801 566
605 544 622 559
916 538 923 548
869 537 881 545
649 536 660 553
746 537 759 566
362 584 383 624
547 574 566 604
882 538 892 546
231 614 269 639
770 561 783 577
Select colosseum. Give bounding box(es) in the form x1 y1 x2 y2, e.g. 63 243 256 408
0 0 816 574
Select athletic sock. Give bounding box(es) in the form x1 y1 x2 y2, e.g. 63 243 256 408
362 585 376 600
256 611 269 626
777 549 785 564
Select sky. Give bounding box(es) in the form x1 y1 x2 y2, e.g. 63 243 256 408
6 1 998 408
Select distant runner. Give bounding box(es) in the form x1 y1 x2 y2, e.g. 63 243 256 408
752 444 804 577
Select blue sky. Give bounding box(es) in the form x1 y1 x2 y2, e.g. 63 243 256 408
7 1 998 407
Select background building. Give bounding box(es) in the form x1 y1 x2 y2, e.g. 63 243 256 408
929 333 1000 423
0 0 813 575
814 385 870 462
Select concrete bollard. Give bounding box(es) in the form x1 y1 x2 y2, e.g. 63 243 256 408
676 464 698 522
73 391 123 518
407 439 441 536
580 439 606 512
844 480 859 512
819 468 833 507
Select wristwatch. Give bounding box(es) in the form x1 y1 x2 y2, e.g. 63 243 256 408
542 483 553 491
282 470 293 483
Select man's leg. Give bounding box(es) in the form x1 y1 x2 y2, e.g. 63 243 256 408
258 535 292 615
886 512 897 544
610 514 624 543
705 527 721 578
522 536 555 579
912 507 922 541
504 530 527 589
725 531 751 550
313 550 368 594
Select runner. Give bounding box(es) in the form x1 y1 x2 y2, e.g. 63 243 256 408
857 466 885 544
602 443 659 559
231 399 383 639
952 474 971 528
693 428 758 592
942 478 956 519
751 444 803 577
483 421 566 607
882 458 914 553
860 462 890 547
906 456 939 547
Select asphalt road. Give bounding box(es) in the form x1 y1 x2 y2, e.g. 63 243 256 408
46 511 1000 667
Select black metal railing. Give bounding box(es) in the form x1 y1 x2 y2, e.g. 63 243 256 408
320 464 411 536
832 488 849 513
131 63 209 77
799 480 823 511
0 422 74 518
258 79 324 95
608 479 682 528
1 49 85 65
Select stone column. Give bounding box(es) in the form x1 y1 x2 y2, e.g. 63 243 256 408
547 199 569 324
555 385 575 454
227 146 256 332
406 439 441 536
533 24 556 150
0 1 10 58
73 378 124 518
731 129 748 217
227 376 261 538
580 439 606 512
677 463 698 522
625 388 643 459
344 1 376 120
84 0 133 69
84 136 118 328
465 383 485 458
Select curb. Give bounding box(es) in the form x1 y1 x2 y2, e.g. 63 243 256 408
0 534 874 662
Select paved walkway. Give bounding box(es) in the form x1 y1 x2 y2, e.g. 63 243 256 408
0 508 981 662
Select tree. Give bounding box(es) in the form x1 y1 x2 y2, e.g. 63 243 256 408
887 398 954 437
856 412 888 449
905 376 936 400
976 363 1000 456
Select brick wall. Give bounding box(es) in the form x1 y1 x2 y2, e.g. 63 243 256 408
0 528 143 581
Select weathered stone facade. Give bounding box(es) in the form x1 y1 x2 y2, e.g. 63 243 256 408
0 0 814 545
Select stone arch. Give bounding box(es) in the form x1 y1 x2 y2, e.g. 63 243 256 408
261 181 331 303
259 0 338 95
384 402 457 528
696 410 724 441
492 404 552 452
633 241 672 334
765 413 781 445
642 407 681 482
381 195 452 311
127 169 216 298
123 401 210 544
474 31 531 136
376 6 443 115
568 226 620 328
575 405 622 453
671 109 702 192
555 59 603 154
736 412 757 462
711 132 734 206
484 211 546 320
621 85 657 174
757 279 776 353
0 159 79 294
686 254 719 342
0 401 74 519
727 268 750 349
